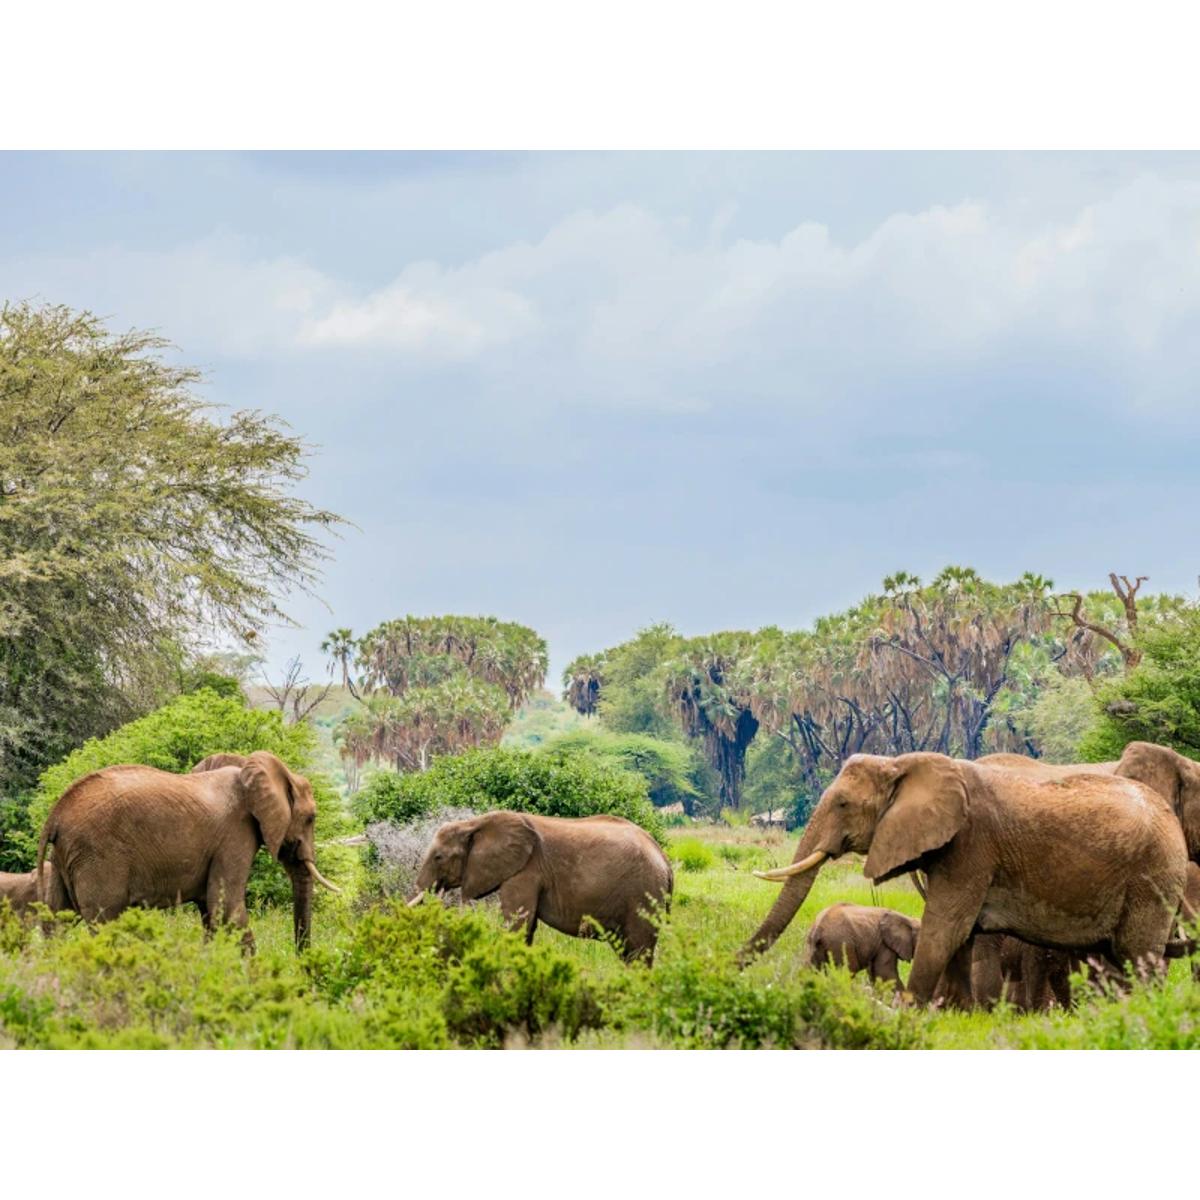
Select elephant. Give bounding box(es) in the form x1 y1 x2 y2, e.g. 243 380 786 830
741 751 1187 1004
806 903 920 987
980 743 1200 864
407 811 673 963
0 867 50 915
970 933 1078 1011
36 750 339 950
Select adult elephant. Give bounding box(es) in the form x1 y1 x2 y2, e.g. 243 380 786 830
740 751 1187 1003
407 811 673 962
37 751 339 950
983 743 1200 866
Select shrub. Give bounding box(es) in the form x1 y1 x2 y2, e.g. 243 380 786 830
305 900 611 1048
538 729 702 810
352 769 436 825
669 837 716 873
353 747 664 842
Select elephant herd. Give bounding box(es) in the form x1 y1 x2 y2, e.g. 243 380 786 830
2 739 1199 1015
748 740 1200 1007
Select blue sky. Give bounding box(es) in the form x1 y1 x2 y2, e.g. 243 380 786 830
3 151 1200 687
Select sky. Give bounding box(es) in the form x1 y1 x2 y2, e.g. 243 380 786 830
3 151 1200 688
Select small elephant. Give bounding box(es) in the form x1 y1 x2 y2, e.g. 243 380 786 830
37 751 339 950
0 867 47 915
970 933 1077 1011
408 811 673 962
806 903 920 987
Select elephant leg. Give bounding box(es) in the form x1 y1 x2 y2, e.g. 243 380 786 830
621 905 659 964
969 934 1005 1009
872 947 902 988
206 876 254 954
497 874 540 944
907 876 986 1005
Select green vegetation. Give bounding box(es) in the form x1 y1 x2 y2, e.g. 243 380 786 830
352 745 665 841
668 837 716 872
1081 607 1200 760
0 302 343 797
563 570 1194 814
6 821 1200 1048
538 727 702 810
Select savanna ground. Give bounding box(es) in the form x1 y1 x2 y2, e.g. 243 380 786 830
3 820 1199 1049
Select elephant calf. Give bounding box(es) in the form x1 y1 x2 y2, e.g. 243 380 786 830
806 903 920 987
0 868 45 915
408 811 673 962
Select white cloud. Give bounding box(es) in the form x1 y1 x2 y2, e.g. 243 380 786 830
5 174 1200 408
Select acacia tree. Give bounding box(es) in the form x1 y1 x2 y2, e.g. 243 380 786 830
0 302 343 792
330 615 547 774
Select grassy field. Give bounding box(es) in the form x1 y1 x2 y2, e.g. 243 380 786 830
3 820 1200 1048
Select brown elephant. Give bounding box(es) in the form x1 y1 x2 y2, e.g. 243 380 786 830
36 750 339 950
741 752 1187 1004
806 903 920 986
980 743 1200 863
0 866 52 915
969 933 1078 1011
407 811 673 962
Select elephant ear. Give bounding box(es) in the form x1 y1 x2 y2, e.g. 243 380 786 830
865 754 969 884
239 752 295 859
1116 742 1200 855
881 912 919 961
461 812 538 901
191 753 250 773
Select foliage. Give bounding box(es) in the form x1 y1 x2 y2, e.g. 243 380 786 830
1081 607 1200 759
352 746 664 842
305 900 610 1048
538 727 702 810
332 615 548 774
563 623 683 740
502 689 585 747
668 837 716 872
0 302 342 794
1021 674 1101 763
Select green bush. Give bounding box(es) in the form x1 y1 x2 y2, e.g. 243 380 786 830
0 793 35 873
24 689 360 904
305 900 610 1048
539 728 702 810
354 747 664 842
0 909 365 1049
351 769 435 825
669 837 716 872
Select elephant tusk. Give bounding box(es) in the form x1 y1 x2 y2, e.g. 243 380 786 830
407 891 427 908
304 860 342 894
753 850 829 882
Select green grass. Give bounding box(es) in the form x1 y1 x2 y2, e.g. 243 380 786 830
2 823 1198 1048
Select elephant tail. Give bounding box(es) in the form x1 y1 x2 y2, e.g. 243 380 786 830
36 815 57 898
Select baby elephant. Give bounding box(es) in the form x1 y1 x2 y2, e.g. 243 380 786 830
0 864 57 915
408 811 673 962
806 903 920 986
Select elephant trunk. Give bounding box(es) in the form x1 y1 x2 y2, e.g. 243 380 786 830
737 816 830 967
291 865 314 951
